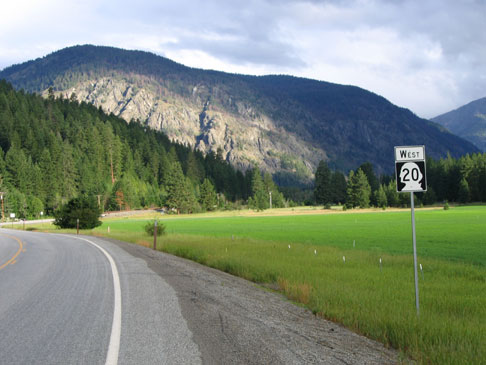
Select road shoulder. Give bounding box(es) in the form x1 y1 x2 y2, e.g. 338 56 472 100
103 237 399 364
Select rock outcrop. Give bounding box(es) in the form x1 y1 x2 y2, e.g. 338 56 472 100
51 76 324 179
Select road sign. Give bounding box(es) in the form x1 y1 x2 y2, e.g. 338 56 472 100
395 146 425 162
394 145 427 317
395 146 427 193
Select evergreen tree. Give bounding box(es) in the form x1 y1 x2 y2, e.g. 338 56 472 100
375 185 388 208
346 169 371 208
329 170 347 204
185 149 205 183
54 196 102 229
263 172 285 208
165 161 196 213
5 188 27 218
421 186 437 206
199 178 217 211
248 167 267 211
60 140 78 200
358 162 379 206
4 147 37 196
384 180 399 207
314 160 332 205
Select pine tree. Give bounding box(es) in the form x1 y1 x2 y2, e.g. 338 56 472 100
329 170 347 204
54 196 102 229
346 169 371 208
185 149 205 183
263 172 284 208
385 180 399 207
358 162 379 206
60 140 78 200
314 160 332 205
199 178 217 211
249 167 267 211
4 146 32 194
165 161 196 213
375 185 388 208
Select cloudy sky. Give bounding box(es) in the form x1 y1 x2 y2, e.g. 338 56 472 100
1 0 484 118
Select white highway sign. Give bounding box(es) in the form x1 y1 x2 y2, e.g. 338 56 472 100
395 146 427 193
395 146 425 162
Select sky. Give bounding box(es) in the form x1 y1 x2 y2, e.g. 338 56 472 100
0 0 485 119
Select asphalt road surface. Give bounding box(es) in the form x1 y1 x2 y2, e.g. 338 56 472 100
0 230 398 364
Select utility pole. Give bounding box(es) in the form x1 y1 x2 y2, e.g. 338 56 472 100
0 193 4 222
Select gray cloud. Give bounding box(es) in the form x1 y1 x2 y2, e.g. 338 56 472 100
0 0 485 117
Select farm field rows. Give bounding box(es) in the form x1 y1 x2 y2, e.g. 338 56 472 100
27 206 486 364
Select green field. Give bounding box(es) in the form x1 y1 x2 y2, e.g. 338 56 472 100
31 206 486 364
99 206 486 265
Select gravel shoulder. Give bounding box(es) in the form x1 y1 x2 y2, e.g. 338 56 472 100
105 237 399 364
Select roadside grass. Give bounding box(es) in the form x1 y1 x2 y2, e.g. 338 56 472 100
21 206 486 364
157 234 485 364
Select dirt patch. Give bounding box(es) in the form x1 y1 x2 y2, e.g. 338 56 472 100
101 206 442 222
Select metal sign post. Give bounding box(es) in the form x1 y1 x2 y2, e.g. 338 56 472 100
410 192 419 316
395 146 427 316
153 220 158 250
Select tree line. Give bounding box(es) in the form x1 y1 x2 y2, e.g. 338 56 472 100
314 154 486 208
2 78 484 219
0 80 286 219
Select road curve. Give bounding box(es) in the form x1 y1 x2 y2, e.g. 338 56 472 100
0 230 200 364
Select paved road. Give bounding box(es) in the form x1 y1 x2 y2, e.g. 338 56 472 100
0 219 55 227
0 230 398 364
0 230 200 364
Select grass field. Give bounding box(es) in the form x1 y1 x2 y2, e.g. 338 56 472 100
98 206 486 265
26 206 486 364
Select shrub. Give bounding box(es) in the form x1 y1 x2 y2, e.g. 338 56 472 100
54 196 102 229
144 220 166 236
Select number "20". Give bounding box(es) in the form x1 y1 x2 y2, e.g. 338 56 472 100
402 167 420 182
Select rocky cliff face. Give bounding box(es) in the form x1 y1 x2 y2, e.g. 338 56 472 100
50 76 323 179
2 45 479 181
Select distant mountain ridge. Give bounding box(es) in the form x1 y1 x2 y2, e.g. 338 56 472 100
0 45 479 182
432 97 486 152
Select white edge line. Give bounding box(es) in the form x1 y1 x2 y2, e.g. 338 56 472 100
64 235 121 365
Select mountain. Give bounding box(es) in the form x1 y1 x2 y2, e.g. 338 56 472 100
0 45 479 183
0 79 250 215
432 97 486 152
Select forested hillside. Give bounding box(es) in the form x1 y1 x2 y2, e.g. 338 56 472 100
432 97 486 152
0 80 263 218
0 45 479 182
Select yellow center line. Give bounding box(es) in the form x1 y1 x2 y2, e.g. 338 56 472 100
0 234 24 271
